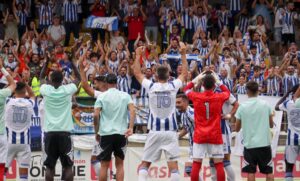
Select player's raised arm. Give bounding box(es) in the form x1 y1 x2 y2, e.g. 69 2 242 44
275 85 299 111
79 56 96 97
132 46 145 85
178 42 188 82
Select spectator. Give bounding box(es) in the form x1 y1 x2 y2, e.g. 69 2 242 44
251 0 273 31
90 0 108 42
145 0 159 42
38 0 53 31
13 0 28 39
124 6 147 53
3 9 19 42
273 0 284 47
47 15 66 47
181 0 193 43
63 0 80 47
280 2 298 53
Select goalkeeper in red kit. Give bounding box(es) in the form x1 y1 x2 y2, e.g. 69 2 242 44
183 71 230 181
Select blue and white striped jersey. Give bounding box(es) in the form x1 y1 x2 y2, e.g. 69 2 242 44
63 0 79 23
217 10 231 30
220 77 234 93
181 8 193 29
252 75 264 91
5 98 34 144
39 4 53 26
117 75 131 94
193 15 207 32
282 74 299 94
173 0 183 12
236 84 247 94
108 60 119 74
265 76 281 96
279 99 300 145
31 97 43 127
142 78 182 131
199 47 210 56
230 0 241 11
180 106 195 147
17 10 28 26
280 10 297 34
238 15 249 34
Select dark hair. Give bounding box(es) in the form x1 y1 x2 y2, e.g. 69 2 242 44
106 73 117 84
15 82 26 94
50 70 64 85
94 75 107 83
90 52 99 58
246 81 259 94
176 94 189 101
253 65 261 72
202 74 216 90
156 66 169 81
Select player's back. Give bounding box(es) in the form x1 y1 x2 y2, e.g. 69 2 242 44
188 90 229 144
144 79 182 131
5 98 34 144
280 100 300 145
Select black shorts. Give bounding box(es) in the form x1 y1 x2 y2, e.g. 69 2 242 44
97 134 127 162
43 132 73 169
242 146 273 174
282 33 295 46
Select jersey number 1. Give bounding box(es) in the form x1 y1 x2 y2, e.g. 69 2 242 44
205 102 210 120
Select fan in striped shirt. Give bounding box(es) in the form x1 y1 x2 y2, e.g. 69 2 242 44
237 8 249 34
234 76 247 94
264 67 282 96
117 62 132 94
14 1 28 38
250 65 265 93
63 0 80 46
181 1 193 43
279 58 300 95
192 5 208 33
216 4 232 33
172 0 183 13
38 1 53 31
219 68 234 93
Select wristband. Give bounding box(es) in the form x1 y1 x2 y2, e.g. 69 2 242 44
1 68 9 77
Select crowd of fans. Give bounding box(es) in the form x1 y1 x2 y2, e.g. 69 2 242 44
0 0 299 118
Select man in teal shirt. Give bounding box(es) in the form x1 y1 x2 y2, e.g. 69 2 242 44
235 81 274 181
40 56 80 181
0 57 16 180
94 73 135 181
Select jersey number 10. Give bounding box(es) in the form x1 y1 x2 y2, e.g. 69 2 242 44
157 95 171 108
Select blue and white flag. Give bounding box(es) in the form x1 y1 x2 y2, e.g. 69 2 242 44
85 16 118 31
160 54 202 62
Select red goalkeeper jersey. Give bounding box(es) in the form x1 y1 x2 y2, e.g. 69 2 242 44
184 83 230 144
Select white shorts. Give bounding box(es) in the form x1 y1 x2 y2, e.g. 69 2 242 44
285 145 300 164
222 134 231 154
193 143 224 159
6 144 31 168
0 135 8 163
142 131 179 162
